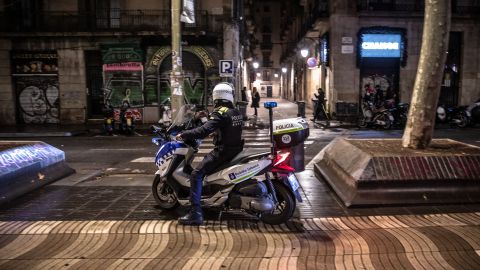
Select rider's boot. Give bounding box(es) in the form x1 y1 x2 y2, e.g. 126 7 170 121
178 205 203 225
179 174 204 225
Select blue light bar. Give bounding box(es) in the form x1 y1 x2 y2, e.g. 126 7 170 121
264 102 277 108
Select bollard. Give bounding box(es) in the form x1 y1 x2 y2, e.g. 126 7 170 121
296 101 306 118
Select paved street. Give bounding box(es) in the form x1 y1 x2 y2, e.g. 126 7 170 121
1 99 480 269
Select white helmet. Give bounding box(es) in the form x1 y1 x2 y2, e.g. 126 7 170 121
212 83 234 103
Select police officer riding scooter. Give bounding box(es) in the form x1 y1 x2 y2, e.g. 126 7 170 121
175 83 244 225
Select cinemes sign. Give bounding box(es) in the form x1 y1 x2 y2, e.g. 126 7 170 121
362 42 399 50
360 33 402 58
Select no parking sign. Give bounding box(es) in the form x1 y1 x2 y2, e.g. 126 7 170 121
219 60 234 77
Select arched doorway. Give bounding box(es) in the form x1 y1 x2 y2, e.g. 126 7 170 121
144 46 217 110
158 51 206 105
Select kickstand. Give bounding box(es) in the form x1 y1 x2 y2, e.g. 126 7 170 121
218 209 224 222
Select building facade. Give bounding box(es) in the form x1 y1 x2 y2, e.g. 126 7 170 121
252 0 480 117
0 0 245 125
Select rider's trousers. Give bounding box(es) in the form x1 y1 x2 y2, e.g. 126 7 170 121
190 147 242 208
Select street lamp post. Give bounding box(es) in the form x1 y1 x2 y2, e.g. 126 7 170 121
281 67 287 99
301 49 309 102
170 0 184 119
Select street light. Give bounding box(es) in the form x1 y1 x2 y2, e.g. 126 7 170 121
300 49 309 58
281 67 287 73
300 48 309 102
253 62 259 69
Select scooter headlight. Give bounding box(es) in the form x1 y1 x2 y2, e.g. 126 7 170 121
437 107 446 121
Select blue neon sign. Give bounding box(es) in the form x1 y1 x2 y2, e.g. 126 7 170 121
360 34 402 58
0 143 65 179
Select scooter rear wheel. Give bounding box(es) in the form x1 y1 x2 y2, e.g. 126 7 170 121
260 182 296 225
152 175 179 209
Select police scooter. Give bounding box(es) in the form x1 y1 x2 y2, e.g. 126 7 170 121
150 102 304 224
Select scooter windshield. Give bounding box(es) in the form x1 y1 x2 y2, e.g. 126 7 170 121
170 104 196 128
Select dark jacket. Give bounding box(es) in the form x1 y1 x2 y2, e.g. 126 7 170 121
241 90 247 102
251 92 260 108
181 103 243 151
314 90 325 104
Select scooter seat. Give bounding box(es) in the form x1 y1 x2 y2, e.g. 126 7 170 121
214 148 270 172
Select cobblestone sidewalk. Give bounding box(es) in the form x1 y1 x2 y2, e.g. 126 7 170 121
0 212 479 269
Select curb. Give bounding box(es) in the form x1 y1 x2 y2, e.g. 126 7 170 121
0 130 87 138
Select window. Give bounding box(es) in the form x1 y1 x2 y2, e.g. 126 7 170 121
262 34 271 43
263 70 271 81
262 52 271 67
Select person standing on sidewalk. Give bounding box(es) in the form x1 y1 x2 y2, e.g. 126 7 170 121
251 87 260 116
241 87 247 102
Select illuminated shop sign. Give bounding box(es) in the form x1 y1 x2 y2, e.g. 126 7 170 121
103 62 144 72
360 34 401 58
320 33 329 66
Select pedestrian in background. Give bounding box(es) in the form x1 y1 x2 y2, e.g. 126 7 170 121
241 87 247 102
313 87 326 121
251 87 260 116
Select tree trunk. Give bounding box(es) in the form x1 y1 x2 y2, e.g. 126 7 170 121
402 0 451 149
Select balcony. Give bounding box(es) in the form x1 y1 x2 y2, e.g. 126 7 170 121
280 0 329 63
260 42 273 50
0 9 223 34
357 0 480 17
297 0 329 41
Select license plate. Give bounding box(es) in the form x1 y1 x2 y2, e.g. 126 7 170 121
287 173 300 191
127 118 132 126
106 119 112 124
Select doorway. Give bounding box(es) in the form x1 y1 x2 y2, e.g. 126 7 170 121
360 58 400 106
85 50 104 118
158 51 206 105
266 85 273 97
439 32 462 106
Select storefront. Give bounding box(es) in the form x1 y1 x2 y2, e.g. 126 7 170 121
357 27 407 107
101 45 144 122
143 46 219 121
11 51 60 124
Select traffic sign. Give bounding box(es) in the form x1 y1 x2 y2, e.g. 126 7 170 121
219 60 234 77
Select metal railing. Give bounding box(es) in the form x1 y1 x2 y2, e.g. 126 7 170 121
0 9 223 33
357 0 480 16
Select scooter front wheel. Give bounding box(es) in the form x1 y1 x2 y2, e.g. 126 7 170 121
260 182 296 225
152 175 179 209
455 113 468 128
358 117 368 128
